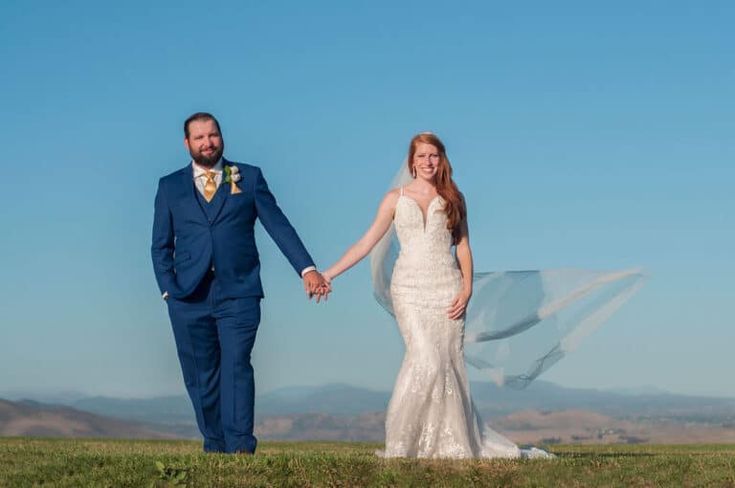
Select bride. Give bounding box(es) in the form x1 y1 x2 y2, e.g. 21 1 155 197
322 133 642 458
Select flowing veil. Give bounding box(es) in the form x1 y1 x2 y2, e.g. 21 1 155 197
370 161 644 389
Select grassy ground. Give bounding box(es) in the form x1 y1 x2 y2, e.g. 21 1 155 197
0 438 734 487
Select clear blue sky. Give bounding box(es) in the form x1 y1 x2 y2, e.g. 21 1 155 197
1 1 733 398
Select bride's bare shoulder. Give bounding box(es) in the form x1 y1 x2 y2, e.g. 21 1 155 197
384 188 402 202
377 188 402 213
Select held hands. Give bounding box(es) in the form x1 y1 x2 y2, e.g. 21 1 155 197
448 288 472 320
303 270 332 303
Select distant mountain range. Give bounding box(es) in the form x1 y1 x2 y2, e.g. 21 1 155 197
0 398 175 439
2 382 734 444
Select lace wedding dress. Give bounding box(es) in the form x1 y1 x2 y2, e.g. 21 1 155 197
371 165 643 459
379 188 547 459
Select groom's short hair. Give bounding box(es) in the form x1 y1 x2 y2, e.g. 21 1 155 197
184 112 222 139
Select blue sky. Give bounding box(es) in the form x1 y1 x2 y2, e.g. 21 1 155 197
1 1 733 398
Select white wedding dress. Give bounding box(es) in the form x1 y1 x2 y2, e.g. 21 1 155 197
380 188 548 459
370 165 643 459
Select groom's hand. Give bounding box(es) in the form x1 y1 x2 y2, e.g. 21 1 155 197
303 270 331 302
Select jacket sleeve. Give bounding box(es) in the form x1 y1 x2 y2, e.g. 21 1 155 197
253 167 315 276
151 178 180 297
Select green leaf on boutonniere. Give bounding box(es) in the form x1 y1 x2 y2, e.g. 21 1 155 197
224 165 232 183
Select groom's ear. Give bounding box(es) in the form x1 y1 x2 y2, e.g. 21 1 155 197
183 137 191 151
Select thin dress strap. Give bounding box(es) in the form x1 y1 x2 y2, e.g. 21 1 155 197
400 186 404 196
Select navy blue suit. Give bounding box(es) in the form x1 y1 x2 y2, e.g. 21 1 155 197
151 160 314 453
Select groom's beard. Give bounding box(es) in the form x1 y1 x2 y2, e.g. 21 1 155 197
191 144 224 168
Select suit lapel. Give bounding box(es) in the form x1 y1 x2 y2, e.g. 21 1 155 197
173 164 209 223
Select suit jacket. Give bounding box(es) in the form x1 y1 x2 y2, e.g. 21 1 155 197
151 160 314 299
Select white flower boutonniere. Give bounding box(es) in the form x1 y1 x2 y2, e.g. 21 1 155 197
224 165 242 195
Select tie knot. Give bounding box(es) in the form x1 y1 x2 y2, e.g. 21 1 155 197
204 170 216 181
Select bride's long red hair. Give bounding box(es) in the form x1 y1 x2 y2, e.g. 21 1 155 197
407 133 466 244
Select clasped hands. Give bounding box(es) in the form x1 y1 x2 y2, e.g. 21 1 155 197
302 270 332 303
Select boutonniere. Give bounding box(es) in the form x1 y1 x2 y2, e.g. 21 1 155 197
224 165 242 195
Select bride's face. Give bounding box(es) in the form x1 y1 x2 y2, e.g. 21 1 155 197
413 143 440 181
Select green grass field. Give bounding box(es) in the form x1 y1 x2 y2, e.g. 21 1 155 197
1 438 733 487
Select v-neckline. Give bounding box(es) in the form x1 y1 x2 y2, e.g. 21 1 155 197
400 194 441 231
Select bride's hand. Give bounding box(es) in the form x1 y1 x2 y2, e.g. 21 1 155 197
448 289 471 320
314 271 333 302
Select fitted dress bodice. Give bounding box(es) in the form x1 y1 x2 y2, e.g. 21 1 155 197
382 191 522 459
391 195 463 310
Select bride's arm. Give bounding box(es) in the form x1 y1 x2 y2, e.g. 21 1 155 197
323 190 400 281
449 212 473 320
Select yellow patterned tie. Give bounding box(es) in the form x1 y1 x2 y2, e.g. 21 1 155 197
203 170 217 202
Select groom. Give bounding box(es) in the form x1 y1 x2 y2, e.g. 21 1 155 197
151 112 329 454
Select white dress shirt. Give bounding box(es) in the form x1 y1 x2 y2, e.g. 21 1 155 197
192 159 224 196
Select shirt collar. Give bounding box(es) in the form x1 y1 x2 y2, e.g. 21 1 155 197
192 158 223 178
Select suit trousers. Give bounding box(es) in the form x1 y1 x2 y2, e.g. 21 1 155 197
166 270 260 453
